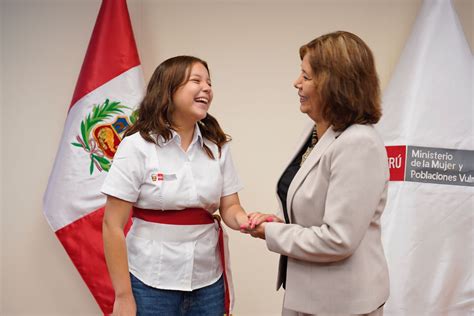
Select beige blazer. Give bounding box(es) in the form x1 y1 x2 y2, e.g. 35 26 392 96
265 123 390 315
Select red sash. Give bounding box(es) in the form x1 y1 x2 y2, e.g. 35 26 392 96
133 207 231 315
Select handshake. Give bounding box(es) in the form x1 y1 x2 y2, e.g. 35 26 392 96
238 212 284 240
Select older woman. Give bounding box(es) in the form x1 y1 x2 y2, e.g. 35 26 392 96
242 31 390 316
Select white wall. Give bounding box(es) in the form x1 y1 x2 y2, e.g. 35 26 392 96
0 0 3 311
1 0 472 315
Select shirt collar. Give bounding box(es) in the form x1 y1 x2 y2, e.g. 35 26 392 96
157 123 204 147
193 123 204 147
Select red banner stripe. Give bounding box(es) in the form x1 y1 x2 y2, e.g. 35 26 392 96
55 206 132 315
69 0 140 110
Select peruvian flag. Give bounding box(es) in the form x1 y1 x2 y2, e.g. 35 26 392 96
43 0 144 314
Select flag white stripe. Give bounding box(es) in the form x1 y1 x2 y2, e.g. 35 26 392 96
44 66 145 231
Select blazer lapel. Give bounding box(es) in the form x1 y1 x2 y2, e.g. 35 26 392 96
274 122 314 216
285 126 340 222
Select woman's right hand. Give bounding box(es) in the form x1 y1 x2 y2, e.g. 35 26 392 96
112 293 136 316
242 212 284 230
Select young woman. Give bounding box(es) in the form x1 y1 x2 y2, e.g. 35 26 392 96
102 56 248 316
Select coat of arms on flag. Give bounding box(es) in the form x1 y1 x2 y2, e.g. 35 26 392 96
71 99 136 174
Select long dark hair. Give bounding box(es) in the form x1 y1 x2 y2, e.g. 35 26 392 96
125 55 230 158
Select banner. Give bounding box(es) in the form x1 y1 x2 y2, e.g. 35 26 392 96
377 0 473 315
43 0 144 314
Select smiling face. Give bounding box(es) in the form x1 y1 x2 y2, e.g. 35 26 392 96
172 62 213 126
293 53 321 122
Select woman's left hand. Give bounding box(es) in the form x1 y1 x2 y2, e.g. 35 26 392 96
243 222 267 239
249 222 267 239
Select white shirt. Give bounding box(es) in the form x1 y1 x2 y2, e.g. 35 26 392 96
101 124 243 291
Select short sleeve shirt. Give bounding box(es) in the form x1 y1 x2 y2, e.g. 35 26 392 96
101 124 243 291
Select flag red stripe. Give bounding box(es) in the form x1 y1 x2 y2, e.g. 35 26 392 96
69 0 140 110
56 206 132 315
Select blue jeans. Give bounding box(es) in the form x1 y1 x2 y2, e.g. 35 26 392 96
130 273 225 316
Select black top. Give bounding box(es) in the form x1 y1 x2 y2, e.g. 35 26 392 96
276 134 312 288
